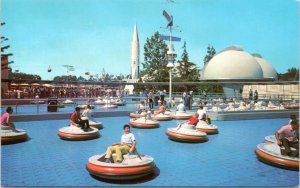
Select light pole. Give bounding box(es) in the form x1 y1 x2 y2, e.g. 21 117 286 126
166 41 176 106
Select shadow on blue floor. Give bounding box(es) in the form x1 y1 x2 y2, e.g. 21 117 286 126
90 166 160 184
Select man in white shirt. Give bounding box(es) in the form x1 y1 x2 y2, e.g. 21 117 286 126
197 106 206 120
176 100 186 112
104 125 136 163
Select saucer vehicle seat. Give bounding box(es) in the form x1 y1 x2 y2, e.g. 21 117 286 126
255 143 299 171
151 113 172 121
196 120 219 134
63 99 74 104
264 135 276 144
86 152 156 180
101 104 118 109
166 123 208 143
129 118 159 129
58 126 100 141
81 117 103 129
1 125 28 144
170 111 193 120
129 112 147 118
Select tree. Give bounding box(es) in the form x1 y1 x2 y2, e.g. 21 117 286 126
8 66 41 80
278 67 299 81
140 32 168 82
53 75 78 82
175 42 200 82
203 45 216 65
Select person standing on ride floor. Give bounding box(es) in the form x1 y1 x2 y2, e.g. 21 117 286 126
104 124 136 163
184 93 191 110
147 90 154 109
275 120 299 157
253 90 258 103
159 90 165 102
70 107 91 132
249 89 253 100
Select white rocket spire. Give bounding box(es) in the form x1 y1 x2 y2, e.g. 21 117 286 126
131 23 139 79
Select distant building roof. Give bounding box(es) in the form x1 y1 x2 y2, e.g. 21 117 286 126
201 46 278 81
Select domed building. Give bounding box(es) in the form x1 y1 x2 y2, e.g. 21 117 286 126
201 46 278 98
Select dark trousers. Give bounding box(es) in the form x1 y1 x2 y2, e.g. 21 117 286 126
78 119 90 130
280 138 299 157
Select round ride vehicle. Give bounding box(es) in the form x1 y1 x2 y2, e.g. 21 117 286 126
255 143 299 171
1 126 28 145
63 99 74 104
264 135 276 144
170 111 193 120
166 122 208 143
101 104 118 109
112 98 126 106
196 120 219 134
77 104 95 109
129 118 159 129
86 152 156 180
129 111 147 118
58 126 100 141
81 117 103 129
151 113 172 121
94 99 106 105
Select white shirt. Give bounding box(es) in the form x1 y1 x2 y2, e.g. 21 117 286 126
177 103 185 112
121 133 135 144
197 109 207 120
82 108 93 119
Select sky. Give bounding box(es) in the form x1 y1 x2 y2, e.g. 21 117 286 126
2 0 299 80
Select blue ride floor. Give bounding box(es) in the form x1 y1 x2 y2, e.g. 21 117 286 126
1 117 299 186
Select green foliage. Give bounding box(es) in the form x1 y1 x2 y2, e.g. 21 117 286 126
203 45 216 65
8 67 41 80
53 75 78 82
278 67 299 81
175 42 200 82
141 31 168 82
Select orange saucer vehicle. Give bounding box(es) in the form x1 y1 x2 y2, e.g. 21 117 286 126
86 152 156 180
1 126 28 144
58 126 100 141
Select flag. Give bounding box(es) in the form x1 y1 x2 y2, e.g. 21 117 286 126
163 10 173 27
160 35 181 42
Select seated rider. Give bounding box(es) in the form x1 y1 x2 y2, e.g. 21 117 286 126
177 113 199 130
154 100 166 115
104 124 136 163
1 106 17 131
136 101 146 114
70 107 91 132
81 105 93 120
197 106 211 124
289 114 298 124
176 100 186 113
275 120 299 157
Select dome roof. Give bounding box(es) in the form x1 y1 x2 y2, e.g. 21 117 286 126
253 56 278 80
202 50 264 80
